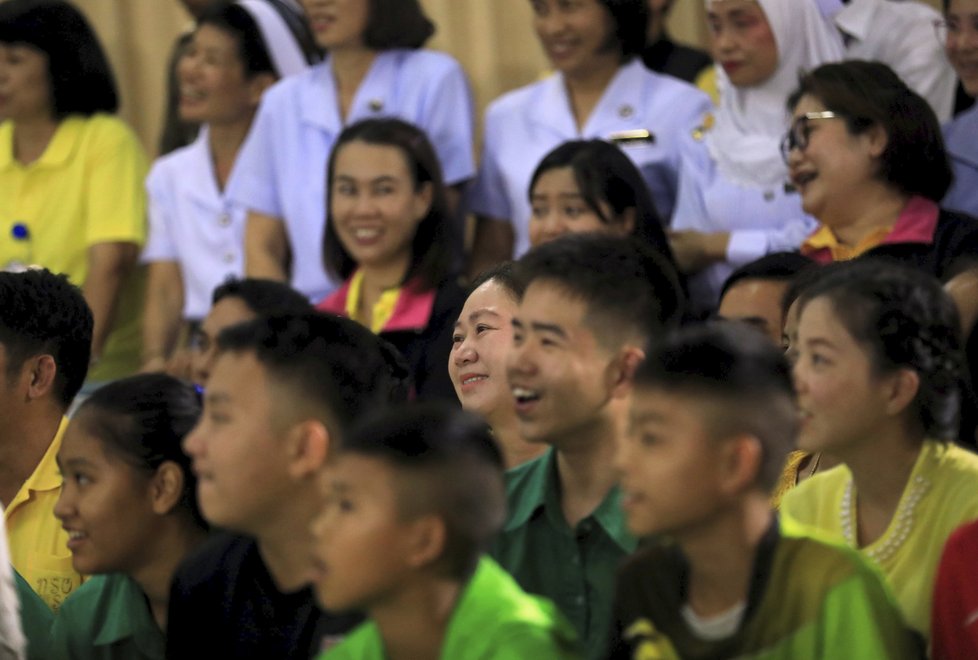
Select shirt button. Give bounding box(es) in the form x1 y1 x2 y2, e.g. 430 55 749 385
222 253 235 264
575 595 585 606
571 555 580 565
218 214 231 227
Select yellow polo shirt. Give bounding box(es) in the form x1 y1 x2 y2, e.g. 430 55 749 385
4 418 82 612
0 114 148 381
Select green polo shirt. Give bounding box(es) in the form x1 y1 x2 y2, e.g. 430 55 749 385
320 556 580 658
16 570 52 660
48 574 164 660
490 449 637 660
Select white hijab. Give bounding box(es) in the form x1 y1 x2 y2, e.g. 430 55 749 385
706 0 844 188
237 0 310 79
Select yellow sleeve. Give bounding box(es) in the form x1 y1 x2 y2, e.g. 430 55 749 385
83 115 149 247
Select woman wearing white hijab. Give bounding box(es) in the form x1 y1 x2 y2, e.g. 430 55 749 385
141 0 313 374
668 0 843 314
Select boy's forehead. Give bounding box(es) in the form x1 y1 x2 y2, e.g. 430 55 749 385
519 280 589 322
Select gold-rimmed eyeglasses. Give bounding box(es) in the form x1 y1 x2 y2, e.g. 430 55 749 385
779 111 841 164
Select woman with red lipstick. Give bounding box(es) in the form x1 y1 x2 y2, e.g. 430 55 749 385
781 261 978 644
142 0 313 376
49 374 207 659
317 118 463 402
468 0 711 273
230 0 474 304
940 0 978 217
667 0 842 316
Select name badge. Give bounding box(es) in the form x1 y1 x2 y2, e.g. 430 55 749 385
609 129 655 146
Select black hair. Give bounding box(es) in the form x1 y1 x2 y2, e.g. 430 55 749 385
324 118 453 290
798 260 962 441
787 61 953 202
635 322 797 492
515 234 684 347
216 312 411 430
341 402 504 579
211 277 311 315
720 252 815 301
361 0 435 49
467 262 524 302
0 269 92 409
0 0 118 118
528 140 674 265
600 0 649 59
75 374 206 529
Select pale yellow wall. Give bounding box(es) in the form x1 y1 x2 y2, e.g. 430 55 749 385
63 0 943 157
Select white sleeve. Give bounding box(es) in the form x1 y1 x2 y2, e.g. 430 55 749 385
141 163 179 264
0 505 26 660
418 58 476 186
225 93 284 218
467 109 512 222
726 214 820 266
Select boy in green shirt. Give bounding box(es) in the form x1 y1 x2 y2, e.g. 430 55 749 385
608 322 918 659
312 403 580 659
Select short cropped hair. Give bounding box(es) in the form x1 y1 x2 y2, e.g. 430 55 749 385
797 260 962 441
211 278 311 316
0 269 92 409
0 0 118 118
362 0 434 49
341 402 505 579
76 374 206 530
635 322 798 492
787 61 953 202
515 234 684 348
216 312 411 431
720 252 815 301
467 261 524 302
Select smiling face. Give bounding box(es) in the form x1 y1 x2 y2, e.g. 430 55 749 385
177 24 260 126
945 0 978 96
301 0 370 50
0 42 53 123
310 453 417 612
449 280 519 420
53 415 157 576
183 351 294 534
529 167 628 247
531 0 620 79
787 95 884 226
506 280 618 446
617 387 725 538
706 0 778 88
330 140 432 274
792 297 895 455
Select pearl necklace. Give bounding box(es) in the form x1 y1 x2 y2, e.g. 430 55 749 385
840 474 931 564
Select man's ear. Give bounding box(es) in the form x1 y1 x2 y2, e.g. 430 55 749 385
285 419 331 478
149 460 186 516
608 346 645 399
717 434 763 496
26 355 57 401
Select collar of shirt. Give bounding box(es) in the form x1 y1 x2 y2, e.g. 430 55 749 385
318 272 437 333
504 449 636 553
833 0 879 43
528 57 651 140
4 417 68 519
299 51 398 134
179 126 229 210
801 195 939 263
0 118 84 171
92 575 164 657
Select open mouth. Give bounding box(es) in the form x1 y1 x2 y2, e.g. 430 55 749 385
462 375 488 386
512 386 541 406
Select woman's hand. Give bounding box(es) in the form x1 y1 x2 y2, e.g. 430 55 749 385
667 230 730 275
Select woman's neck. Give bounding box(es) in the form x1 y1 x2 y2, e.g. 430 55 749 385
562 53 622 132
208 115 255 191
330 45 377 121
12 115 58 166
130 520 208 632
823 183 910 248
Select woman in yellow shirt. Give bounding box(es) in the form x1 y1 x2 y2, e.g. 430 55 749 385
0 0 147 383
782 259 978 642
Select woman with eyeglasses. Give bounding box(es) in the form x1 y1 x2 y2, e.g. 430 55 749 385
785 60 978 283
940 0 978 217
666 0 842 315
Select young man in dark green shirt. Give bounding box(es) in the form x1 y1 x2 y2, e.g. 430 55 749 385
492 234 684 659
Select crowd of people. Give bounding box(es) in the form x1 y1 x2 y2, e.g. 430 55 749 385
1 0 978 657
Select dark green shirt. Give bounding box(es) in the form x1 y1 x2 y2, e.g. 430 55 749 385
48 574 164 660
490 449 636 660
15 570 51 660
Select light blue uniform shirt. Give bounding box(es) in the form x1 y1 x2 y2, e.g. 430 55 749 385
227 49 476 302
944 103 978 218
470 57 712 257
143 127 246 320
670 129 819 314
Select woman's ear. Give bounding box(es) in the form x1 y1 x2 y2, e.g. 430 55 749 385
150 461 186 515
883 368 921 418
247 72 277 107
617 207 637 237
413 181 434 221
865 122 889 159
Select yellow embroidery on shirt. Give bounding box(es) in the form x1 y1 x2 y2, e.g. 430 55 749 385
623 618 681 660
692 112 715 141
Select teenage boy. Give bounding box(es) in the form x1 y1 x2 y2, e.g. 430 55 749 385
0 269 93 610
167 312 410 659
495 234 684 659
608 322 916 658
312 403 581 659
